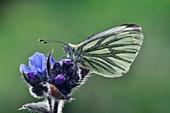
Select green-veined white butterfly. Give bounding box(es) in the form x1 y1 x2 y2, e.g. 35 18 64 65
40 24 143 78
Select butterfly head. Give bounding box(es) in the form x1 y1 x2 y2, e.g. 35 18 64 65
38 39 82 63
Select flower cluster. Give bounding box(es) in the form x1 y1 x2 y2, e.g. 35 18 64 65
19 52 89 113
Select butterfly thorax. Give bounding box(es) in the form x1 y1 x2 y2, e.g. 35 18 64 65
63 43 83 63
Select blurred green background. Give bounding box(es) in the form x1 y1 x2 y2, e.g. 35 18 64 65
0 0 170 113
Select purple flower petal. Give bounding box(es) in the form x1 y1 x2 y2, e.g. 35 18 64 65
19 64 32 74
55 74 65 85
28 52 46 73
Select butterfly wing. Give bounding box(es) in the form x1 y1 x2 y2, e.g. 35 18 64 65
76 24 143 78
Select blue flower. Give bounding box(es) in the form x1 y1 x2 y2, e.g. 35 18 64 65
19 52 55 98
20 52 54 76
19 51 90 113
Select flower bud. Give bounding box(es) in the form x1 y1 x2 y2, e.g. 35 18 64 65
54 74 65 86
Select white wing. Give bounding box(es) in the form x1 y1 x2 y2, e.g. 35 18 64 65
77 24 143 78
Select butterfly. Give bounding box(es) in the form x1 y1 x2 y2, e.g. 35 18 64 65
21 24 143 113
40 24 143 78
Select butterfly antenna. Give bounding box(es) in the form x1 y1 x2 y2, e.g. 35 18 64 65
38 39 67 45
